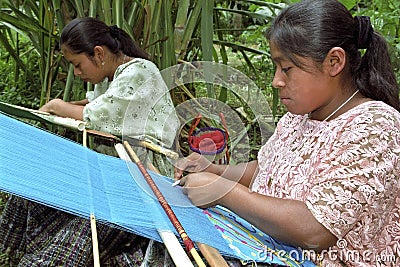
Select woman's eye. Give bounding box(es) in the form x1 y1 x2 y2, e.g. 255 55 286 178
281 67 291 73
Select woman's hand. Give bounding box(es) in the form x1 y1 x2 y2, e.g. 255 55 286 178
178 172 237 208
39 99 84 120
174 153 214 180
174 153 258 188
39 98 64 114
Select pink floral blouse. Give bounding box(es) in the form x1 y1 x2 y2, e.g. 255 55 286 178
251 101 400 266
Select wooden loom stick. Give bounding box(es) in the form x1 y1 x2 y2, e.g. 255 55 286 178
90 213 101 267
122 141 206 267
197 243 229 267
82 130 100 267
114 143 194 267
83 128 88 148
84 129 179 160
144 152 229 267
138 140 179 160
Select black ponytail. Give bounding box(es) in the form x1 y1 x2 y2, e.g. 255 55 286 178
356 31 400 111
60 17 149 60
267 0 400 111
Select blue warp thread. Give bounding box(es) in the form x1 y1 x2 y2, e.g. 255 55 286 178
0 113 228 255
0 113 316 266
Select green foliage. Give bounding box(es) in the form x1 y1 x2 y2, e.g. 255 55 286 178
0 36 42 108
0 0 398 155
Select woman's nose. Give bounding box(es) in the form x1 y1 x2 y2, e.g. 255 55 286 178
74 67 81 76
272 72 285 89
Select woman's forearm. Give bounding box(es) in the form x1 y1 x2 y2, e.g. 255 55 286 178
207 160 258 187
219 183 337 251
69 98 89 106
39 99 84 120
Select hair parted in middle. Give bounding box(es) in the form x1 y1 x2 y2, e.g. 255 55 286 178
267 0 399 111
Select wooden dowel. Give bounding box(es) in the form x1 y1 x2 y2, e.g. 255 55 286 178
85 129 121 142
114 143 194 267
122 141 206 267
83 130 100 266
145 155 229 267
90 213 101 267
84 129 178 160
138 140 179 160
83 128 87 148
157 230 195 267
197 243 230 267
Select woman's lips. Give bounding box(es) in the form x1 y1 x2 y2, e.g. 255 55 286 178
280 97 290 105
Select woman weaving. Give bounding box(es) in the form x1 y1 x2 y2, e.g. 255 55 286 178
0 18 180 266
40 17 179 166
175 1 400 266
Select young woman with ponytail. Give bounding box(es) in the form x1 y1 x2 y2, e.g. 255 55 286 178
1 17 179 266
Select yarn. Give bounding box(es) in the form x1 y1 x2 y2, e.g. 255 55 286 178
0 113 315 266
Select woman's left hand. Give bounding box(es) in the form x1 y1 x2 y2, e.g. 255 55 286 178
39 99 84 120
179 172 237 208
39 98 63 114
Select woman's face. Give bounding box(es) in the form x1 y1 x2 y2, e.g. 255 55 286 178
270 41 338 118
61 45 105 84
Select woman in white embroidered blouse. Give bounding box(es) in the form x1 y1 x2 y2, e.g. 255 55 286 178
0 17 179 266
174 1 400 266
40 18 178 148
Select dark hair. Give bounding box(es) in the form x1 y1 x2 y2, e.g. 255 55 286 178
267 0 400 111
60 17 149 60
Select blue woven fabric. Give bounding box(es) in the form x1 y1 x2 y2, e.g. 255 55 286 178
0 113 316 266
0 113 231 252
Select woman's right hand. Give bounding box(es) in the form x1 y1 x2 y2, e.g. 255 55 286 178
174 153 214 180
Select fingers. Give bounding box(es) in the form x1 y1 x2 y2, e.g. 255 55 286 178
172 175 187 188
173 157 195 179
174 167 184 180
178 173 226 208
171 179 181 187
174 154 209 173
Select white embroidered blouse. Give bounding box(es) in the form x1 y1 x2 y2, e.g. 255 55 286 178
252 101 400 266
83 58 179 148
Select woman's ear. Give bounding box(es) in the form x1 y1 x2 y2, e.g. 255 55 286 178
326 47 346 77
93 46 105 63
